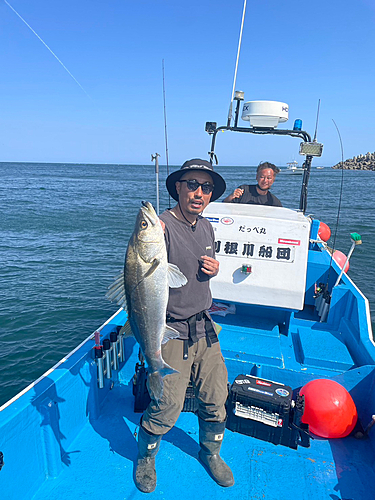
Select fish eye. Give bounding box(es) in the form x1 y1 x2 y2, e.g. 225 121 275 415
140 220 148 229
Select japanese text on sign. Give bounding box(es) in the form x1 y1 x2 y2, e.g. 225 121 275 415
239 225 267 234
215 240 294 262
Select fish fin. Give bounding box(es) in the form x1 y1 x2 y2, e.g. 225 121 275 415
161 325 180 345
147 372 163 403
159 364 179 378
143 258 160 279
167 263 188 288
119 319 133 338
147 364 179 403
106 271 127 310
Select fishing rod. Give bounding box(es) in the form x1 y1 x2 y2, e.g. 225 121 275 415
315 119 362 322
328 119 346 274
326 120 362 287
314 119 345 321
162 59 171 208
313 99 321 142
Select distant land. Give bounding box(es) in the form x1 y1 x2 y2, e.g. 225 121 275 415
332 152 375 170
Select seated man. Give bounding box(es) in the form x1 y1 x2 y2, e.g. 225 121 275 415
223 161 282 206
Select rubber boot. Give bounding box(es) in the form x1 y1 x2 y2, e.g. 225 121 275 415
135 426 161 493
198 418 234 487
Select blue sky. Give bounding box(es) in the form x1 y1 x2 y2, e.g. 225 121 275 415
1 0 374 166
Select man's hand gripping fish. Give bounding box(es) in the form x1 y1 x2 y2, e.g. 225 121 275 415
106 201 187 402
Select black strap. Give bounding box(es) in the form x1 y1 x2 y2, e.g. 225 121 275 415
187 315 199 343
203 311 218 347
166 310 218 358
183 339 189 360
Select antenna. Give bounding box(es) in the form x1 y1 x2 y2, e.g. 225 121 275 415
227 0 247 127
313 99 321 142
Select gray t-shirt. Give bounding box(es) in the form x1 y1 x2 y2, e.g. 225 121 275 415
160 209 215 340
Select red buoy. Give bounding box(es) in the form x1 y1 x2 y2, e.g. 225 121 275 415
318 222 331 242
300 379 358 438
333 250 350 273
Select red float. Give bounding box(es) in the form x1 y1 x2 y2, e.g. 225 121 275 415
300 379 358 438
333 250 350 273
318 222 331 242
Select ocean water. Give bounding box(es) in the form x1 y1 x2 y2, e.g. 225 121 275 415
1 162 374 406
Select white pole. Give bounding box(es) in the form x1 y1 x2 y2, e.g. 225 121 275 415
227 0 247 125
151 153 160 215
333 242 355 288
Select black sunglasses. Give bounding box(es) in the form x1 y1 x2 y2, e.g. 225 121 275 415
179 179 215 195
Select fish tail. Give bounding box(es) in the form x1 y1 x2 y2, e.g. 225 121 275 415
147 364 179 403
159 363 179 378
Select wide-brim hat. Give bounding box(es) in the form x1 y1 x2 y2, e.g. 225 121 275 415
166 159 226 202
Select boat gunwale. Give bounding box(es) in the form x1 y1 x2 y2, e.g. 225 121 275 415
317 241 374 347
0 307 124 412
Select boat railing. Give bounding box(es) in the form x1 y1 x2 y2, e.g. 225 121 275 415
205 95 323 214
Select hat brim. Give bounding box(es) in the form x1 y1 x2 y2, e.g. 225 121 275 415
166 169 226 202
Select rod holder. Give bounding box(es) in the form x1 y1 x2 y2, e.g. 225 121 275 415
320 300 330 323
110 331 119 370
103 339 112 379
118 334 125 363
314 293 322 312
318 295 325 316
94 346 104 389
114 325 125 363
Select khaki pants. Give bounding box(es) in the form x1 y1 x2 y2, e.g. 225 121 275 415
142 337 228 436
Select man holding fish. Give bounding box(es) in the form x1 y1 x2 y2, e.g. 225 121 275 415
133 159 234 492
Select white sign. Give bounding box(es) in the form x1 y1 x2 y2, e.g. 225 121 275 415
204 203 310 310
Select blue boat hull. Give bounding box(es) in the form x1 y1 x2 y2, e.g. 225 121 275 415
1 218 375 499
